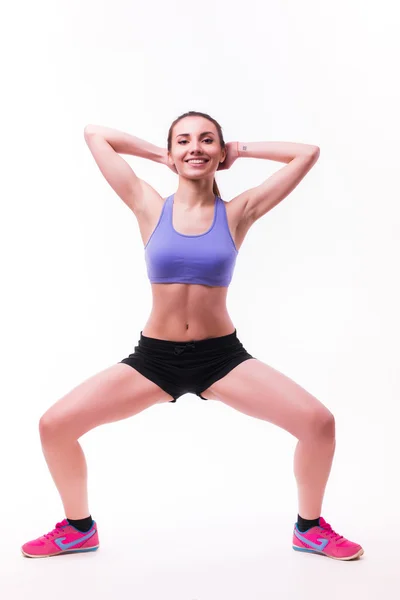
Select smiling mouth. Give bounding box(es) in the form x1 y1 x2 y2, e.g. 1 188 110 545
185 159 209 164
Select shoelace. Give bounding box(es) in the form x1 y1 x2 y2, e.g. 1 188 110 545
43 522 66 540
319 521 344 543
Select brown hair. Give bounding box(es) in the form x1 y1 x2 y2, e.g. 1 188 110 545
167 110 225 198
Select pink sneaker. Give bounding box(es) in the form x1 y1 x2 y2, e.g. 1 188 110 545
21 519 99 558
292 517 364 560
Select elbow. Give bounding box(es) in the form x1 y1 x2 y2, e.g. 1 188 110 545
84 125 99 137
311 145 320 158
305 146 320 165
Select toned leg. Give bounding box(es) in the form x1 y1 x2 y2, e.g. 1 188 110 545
38 363 173 519
202 359 336 519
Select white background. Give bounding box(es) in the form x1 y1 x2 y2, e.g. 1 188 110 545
1 0 398 598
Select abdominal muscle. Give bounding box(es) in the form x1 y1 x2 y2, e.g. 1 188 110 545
141 283 236 342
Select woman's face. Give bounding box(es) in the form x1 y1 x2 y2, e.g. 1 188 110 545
169 116 226 178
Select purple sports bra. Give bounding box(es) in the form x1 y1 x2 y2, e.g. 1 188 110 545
144 194 239 287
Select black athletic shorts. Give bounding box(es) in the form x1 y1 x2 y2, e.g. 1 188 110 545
118 328 255 402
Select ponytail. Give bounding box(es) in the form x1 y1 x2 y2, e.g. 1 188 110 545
212 178 221 198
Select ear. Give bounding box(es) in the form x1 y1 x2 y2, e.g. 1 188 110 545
220 147 227 163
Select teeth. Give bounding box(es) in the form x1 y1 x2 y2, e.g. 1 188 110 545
188 160 207 164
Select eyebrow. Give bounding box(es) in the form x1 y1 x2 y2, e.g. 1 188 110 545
175 131 215 138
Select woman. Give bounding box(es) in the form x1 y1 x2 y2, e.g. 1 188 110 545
21 111 363 560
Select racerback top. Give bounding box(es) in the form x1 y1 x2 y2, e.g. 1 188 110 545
144 194 239 287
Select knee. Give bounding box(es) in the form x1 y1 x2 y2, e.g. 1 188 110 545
307 409 335 441
39 410 65 442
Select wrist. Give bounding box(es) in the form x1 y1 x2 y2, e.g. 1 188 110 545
157 147 168 165
236 142 247 158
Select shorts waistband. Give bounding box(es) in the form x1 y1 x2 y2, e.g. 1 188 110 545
139 328 238 352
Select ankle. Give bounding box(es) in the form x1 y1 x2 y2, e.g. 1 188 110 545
297 514 320 532
66 515 93 532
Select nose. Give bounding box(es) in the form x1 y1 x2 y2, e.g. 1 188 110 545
189 140 203 153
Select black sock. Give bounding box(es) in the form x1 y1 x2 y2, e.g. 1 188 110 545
297 514 320 532
67 515 93 532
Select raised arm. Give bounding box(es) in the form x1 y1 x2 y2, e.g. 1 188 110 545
84 125 167 214
231 141 320 225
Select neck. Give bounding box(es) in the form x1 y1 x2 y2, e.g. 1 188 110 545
174 179 216 209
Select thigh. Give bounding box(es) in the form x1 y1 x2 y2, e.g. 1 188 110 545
208 358 334 440
39 363 173 440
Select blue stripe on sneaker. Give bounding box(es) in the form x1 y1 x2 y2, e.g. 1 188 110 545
293 545 323 554
55 528 96 551
293 528 329 552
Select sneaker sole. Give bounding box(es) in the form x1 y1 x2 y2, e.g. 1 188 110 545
21 545 99 558
293 545 364 561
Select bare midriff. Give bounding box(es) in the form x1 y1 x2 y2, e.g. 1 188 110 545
141 283 236 342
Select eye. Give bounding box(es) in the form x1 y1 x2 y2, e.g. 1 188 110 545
177 138 214 145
